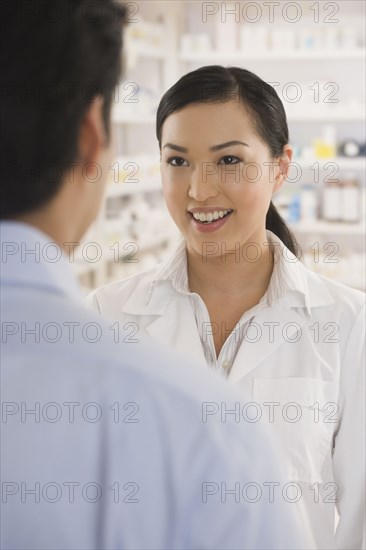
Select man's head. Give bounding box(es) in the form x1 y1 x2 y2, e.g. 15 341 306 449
1 0 126 244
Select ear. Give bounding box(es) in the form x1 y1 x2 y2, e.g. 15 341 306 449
272 144 293 194
79 96 107 168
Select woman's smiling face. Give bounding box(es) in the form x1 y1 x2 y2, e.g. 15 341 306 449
160 100 290 258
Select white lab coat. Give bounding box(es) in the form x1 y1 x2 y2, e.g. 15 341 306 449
88 247 366 550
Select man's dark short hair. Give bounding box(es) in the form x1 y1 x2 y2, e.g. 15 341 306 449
0 0 126 218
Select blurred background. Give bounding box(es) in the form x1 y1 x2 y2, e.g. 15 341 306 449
75 0 366 294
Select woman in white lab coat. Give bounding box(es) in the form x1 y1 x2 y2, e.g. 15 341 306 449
88 66 365 549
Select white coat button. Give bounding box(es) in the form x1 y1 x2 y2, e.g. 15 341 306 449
222 360 231 369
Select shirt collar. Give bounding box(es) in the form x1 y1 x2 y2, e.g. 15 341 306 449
153 237 189 293
147 230 312 316
0 221 82 302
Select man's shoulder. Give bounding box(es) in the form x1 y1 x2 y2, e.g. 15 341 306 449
3 283 242 436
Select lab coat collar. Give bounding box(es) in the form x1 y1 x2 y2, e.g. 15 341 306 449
120 273 205 361
130 230 335 317
119 233 337 377
121 274 176 315
262 241 335 314
0 221 82 302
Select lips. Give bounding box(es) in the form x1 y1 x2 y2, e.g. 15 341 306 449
188 208 233 222
188 209 233 233
191 209 232 224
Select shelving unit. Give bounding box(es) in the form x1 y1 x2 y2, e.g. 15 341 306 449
178 4 365 292
75 1 365 293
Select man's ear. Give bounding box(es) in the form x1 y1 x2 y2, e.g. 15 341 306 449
79 96 107 166
273 144 293 194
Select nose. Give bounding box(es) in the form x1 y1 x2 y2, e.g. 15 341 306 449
188 162 220 201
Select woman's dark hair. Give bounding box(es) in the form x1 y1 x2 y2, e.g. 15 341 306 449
1 0 126 218
156 65 299 256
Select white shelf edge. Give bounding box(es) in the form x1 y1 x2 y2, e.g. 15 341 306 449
294 157 366 169
126 47 166 60
112 113 156 125
106 179 161 197
179 48 366 62
289 220 366 235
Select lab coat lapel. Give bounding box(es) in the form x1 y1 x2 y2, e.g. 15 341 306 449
229 254 336 384
145 296 207 365
121 279 206 365
229 303 308 384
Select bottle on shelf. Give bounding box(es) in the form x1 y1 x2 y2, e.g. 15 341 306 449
338 140 362 158
215 2 237 51
314 125 337 158
288 193 301 223
322 27 339 50
340 26 358 49
300 185 317 222
270 28 295 51
340 174 361 223
322 180 342 222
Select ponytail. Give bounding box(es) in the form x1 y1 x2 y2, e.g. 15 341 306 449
266 202 299 257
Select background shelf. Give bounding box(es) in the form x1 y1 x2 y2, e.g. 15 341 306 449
78 1 366 294
179 48 366 63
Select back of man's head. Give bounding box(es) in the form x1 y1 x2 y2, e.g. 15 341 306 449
0 0 126 219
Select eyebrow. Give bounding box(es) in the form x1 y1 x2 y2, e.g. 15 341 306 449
163 140 249 153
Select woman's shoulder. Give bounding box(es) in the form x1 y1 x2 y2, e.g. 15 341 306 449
305 265 365 319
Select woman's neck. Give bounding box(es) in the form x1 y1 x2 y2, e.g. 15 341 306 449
187 231 275 300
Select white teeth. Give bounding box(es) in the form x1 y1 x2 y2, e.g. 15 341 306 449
191 210 231 223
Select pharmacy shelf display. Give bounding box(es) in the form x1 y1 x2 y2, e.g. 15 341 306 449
74 11 180 292
178 8 365 292
75 2 365 293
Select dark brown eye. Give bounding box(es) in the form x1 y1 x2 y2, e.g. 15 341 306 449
167 157 188 167
219 156 240 165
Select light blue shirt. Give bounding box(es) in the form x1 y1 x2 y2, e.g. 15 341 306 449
1 221 307 549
